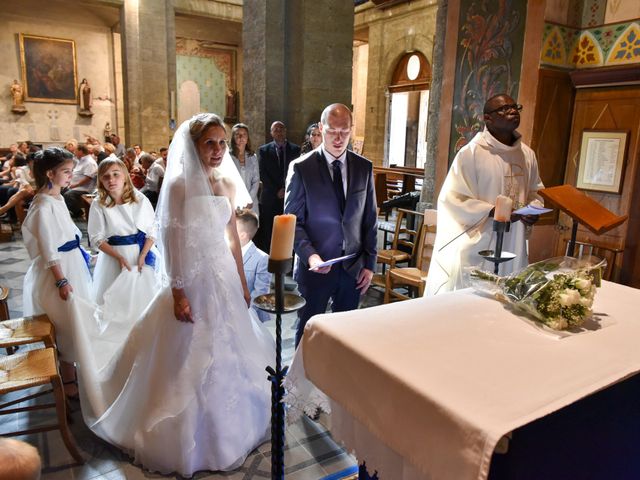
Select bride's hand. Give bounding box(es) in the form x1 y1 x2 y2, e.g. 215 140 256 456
172 292 193 323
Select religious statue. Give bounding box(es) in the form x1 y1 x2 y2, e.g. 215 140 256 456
225 88 238 123
10 80 27 113
78 78 93 117
103 122 112 142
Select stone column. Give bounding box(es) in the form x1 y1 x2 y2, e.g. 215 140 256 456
243 0 354 145
420 0 447 209
120 0 176 150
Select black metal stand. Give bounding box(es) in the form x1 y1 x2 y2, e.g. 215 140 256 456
479 220 515 275
253 258 305 480
567 218 579 257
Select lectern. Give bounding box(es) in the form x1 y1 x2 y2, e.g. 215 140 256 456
539 185 627 256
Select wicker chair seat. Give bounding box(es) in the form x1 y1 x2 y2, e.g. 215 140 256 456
0 315 54 349
0 348 57 394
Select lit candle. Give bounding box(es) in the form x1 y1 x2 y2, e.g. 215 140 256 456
270 214 296 260
494 195 513 222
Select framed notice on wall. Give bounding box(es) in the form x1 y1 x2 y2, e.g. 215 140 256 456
576 130 628 194
19 33 78 104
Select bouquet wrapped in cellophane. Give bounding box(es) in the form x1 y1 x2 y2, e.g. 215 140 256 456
469 256 606 330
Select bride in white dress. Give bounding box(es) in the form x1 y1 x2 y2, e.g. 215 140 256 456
74 113 274 476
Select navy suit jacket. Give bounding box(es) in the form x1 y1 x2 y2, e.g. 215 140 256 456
284 148 377 284
258 141 301 211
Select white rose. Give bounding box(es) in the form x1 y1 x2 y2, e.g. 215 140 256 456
579 296 593 308
558 289 580 306
574 278 591 291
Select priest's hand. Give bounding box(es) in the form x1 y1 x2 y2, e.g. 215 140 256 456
308 254 331 274
520 214 539 226
356 268 374 294
511 213 539 226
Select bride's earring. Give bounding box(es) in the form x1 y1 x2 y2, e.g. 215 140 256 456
47 179 53 189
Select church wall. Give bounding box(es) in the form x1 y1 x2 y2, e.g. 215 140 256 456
0 12 118 147
174 15 242 125
355 0 437 166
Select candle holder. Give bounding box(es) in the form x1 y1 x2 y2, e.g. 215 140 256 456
253 258 305 480
479 220 516 275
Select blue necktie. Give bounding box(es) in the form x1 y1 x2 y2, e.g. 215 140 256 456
332 160 345 213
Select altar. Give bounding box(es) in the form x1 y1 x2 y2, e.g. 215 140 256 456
298 281 640 480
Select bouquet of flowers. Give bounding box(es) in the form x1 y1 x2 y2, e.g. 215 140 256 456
469 256 606 330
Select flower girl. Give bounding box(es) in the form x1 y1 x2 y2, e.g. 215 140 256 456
88 158 159 322
22 148 93 392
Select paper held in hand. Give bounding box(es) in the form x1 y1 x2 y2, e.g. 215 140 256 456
513 204 553 216
309 253 357 271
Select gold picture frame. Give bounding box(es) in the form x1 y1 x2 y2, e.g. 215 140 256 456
19 33 78 104
576 130 628 194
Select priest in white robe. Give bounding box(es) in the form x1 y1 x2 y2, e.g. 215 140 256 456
425 94 544 296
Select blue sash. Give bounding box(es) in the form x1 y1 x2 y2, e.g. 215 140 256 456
107 230 156 268
57 235 91 271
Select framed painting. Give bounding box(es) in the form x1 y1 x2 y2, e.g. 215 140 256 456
576 130 628 194
19 33 78 104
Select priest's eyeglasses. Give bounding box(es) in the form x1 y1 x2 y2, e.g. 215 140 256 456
486 104 523 115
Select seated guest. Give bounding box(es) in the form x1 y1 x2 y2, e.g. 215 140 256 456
0 153 26 223
236 208 270 322
110 133 125 158
132 144 146 165
64 138 79 159
140 150 165 206
0 438 41 480
63 143 98 218
128 149 146 189
0 152 37 223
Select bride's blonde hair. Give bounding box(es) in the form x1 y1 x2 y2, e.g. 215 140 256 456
96 158 138 207
189 113 227 143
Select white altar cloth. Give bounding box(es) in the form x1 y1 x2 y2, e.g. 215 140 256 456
299 281 640 480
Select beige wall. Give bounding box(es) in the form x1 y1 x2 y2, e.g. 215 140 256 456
0 6 119 147
352 42 369 138
355 0 438 165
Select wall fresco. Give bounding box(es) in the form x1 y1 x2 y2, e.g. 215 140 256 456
448 0 527 158
541 21 640 68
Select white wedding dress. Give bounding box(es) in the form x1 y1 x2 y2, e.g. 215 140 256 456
74 195 274 476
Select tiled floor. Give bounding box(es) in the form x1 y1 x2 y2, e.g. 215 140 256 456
0 223 383 479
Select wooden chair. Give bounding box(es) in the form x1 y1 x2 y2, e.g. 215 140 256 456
0 285 9 321
1 315 56 355
373 209 424 288
0 347 84 464
384 211 437 303
564 239 624 282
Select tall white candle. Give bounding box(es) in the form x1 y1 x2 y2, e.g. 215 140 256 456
270 214 296 260
170 90 175 119
494 195 513 222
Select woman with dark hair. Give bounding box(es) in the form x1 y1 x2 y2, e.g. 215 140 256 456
300 122 322 155
80 114 273 477
230 123 260 215
21 147 93 395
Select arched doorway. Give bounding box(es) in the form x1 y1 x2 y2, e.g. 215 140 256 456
386 51 431 168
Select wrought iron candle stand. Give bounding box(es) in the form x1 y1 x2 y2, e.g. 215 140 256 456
253 258 305 480
479 220 516 274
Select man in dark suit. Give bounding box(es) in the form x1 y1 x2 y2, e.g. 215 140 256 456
285 103 377 347
256 121 301 252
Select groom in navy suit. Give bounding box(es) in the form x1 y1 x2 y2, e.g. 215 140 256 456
285 103 377 347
